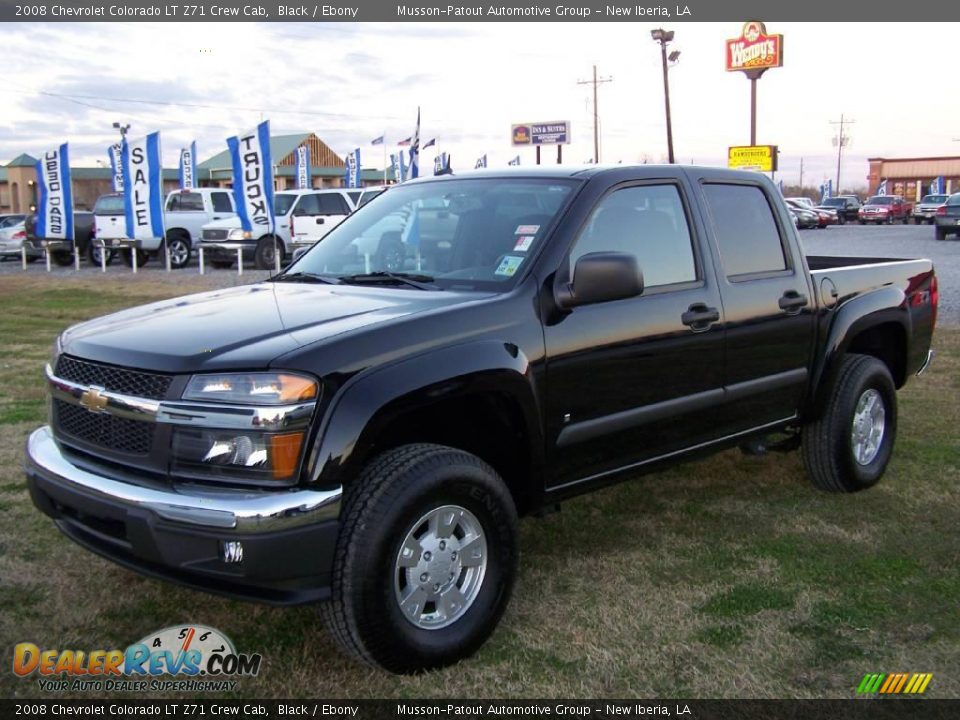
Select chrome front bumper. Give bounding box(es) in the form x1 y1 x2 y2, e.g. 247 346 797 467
25 426 341 533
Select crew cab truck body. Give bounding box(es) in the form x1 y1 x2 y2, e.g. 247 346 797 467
200 189 355 270
25 167 937 674
91 189 236 268
859 195 913 224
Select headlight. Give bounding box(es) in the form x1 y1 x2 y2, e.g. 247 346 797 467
183 372 317 405
50 334 63 369
175 372 319 483
227 229 253 240
172 428 305 482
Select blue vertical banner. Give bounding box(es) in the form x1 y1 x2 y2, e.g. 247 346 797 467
475 154 487 169
389 153 399 183
433 152 451 176
122 132 165 240
819 179 833 203
227 120 275 234
35 143 74 240
877 179 888 195
409 108 421 180
179 140 197 190
108 144 123 192
508 155 520 166
296 145 311 189
399 150 408 182
344 148 361 188
932 176 945 194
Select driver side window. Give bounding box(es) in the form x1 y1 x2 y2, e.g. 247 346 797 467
570 184 697 288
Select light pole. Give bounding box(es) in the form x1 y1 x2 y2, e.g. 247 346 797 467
112 122 130 142
651 29 677 164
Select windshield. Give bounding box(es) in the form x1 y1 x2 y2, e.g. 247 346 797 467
0 215 25 228
921 195 947 204
284 178 578 290
274 194 297 216
868 196 894 205
821 198 843 207
93 195 125 215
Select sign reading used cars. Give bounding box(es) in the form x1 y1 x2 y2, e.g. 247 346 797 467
728 145 778 172
511 122 570 146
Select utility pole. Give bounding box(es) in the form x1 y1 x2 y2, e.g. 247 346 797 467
577 65 612 163
829 114 854 193
799 157 804 189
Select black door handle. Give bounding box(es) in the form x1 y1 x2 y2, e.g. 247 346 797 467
316 217 325 224
779 290 809 313
681 303 720 330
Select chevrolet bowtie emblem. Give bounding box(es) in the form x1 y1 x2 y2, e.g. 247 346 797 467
79 387 109 414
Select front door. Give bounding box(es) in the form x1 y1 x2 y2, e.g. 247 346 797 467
543 181 726 489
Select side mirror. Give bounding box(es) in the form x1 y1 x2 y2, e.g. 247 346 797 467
555 252 644 309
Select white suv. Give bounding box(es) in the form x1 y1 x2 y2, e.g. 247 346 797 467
200 189 355 270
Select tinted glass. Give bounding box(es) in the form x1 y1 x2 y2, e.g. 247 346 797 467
358 189 384 207
947 194 960 206
921 195 947 204
294 194 322 215
703 184 787 277
211 192 233 213
318 193 350 215
288 178 577 290
868 196 894 205
168 192 204 211
93 195 125 215
274 194 297 216
347 191 361 204
570 184 696 288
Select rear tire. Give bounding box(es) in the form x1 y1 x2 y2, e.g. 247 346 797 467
801 354 897 493
321 443 518 674
164 233 192 269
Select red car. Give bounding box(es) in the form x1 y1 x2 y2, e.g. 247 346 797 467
858 195 913 224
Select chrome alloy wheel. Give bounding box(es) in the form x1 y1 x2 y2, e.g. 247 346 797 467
851 388 886 466
394 504 487 630
167 238 189 267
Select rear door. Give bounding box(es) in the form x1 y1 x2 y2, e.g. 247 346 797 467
695 174 816 431
543 178 726 488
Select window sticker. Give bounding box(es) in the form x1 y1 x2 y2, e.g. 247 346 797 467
495 255 525 277
515 224 540 235
513 235 535 252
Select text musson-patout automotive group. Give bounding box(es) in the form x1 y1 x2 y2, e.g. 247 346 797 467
397 5 692 17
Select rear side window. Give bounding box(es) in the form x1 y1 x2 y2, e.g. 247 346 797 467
211 192 232 213
167 192 204 212
293 194 322 215
702 184 787 278
570 184 697 288
93 195 124 215
318 193 350 215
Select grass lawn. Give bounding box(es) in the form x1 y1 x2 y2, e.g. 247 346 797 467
1 275 957 699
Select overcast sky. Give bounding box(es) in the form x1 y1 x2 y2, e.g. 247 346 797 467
3 21 957 191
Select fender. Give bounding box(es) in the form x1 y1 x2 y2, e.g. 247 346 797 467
306 340 545 489
807 284 910 416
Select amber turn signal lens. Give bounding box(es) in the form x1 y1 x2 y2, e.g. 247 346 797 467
278 374 318 403
270 431 305 480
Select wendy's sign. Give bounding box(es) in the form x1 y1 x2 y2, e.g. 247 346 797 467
725 21 783 77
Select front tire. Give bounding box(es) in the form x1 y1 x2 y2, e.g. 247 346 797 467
801 354 897 493
87 243 115 266
321 444 518 674
254 236 284 270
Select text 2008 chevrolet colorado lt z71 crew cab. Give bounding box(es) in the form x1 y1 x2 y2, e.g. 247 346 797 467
25 167 937 674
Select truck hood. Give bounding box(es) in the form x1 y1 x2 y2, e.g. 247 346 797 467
202 216 244 231
60 282 488 374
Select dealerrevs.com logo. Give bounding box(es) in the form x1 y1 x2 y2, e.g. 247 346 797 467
13 625 262 693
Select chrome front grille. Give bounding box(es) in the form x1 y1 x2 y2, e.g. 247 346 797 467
55 356 172 400
202 228 229 240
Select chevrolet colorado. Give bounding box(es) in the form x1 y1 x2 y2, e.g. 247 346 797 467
25 167 937 673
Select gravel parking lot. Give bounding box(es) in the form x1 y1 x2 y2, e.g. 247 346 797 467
1 223 956 324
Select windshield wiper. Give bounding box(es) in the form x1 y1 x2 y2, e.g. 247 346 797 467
337 271 438 290
271 271 339 284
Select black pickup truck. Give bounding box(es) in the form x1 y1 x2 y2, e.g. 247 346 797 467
25 167 937 674
24 212 96 265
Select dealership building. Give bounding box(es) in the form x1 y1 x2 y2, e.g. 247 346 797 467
0 133 384 212
867 156 960 199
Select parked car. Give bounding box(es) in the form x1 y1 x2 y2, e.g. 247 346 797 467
0 218 35 261
819 196 861 224
200 188 355 270
26 166 937 673
858 195 912 224
24 212 95 266
91 193 131 265
91 188 237 268
913 194 949 224
934 193 960 240
785 199 819 229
